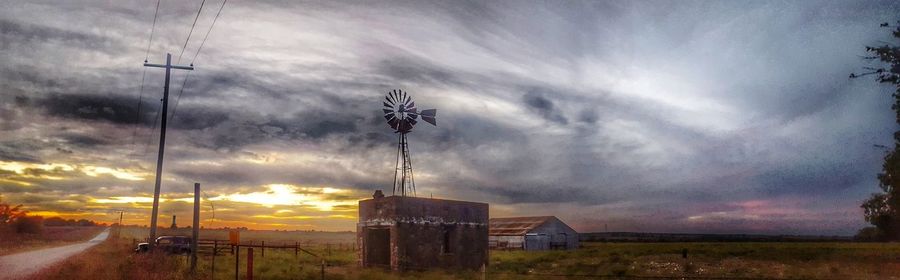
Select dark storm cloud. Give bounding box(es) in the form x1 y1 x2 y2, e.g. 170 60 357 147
36 93 148 125
0 148 40 163
522 88 568 125
2 0 900 234
56 133 110 147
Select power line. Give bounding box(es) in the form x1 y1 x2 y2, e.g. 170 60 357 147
145 0 161 61
142 101 162 157
170 0 228 122
191 0 227 65
177 0 207 64
131 69 148 147
132 0 162 151
169 72 192 122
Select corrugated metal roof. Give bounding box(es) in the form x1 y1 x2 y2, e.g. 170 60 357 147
489 216 555 236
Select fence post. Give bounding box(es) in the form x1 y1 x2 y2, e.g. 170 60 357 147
212 245 216 280
247 247 254 280
190 183 200 273
295 242 298 257
320 260 325 280
481 263 486 280
234 246 240 280
261 241 265 257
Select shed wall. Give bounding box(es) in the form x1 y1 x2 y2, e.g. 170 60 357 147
529 218 579 250
358 196 489 270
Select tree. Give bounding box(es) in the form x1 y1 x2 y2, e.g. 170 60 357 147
853 21 900 240
13 216 43 234
0 201 27 224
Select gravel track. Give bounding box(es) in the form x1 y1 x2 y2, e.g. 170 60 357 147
0 228 109 280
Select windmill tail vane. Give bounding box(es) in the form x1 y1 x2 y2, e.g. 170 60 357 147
382 89 437 196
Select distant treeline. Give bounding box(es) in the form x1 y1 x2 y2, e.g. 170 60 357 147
43 217 104 227
580 232 853 242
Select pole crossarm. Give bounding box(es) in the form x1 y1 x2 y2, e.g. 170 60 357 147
143 63 194 70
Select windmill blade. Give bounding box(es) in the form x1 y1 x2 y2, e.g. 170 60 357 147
419 109 436 117
388 118 400 129
422 116 436 126
384 96 393 105
405 95 411 105
383 102 393 108
407 101 415 109
407 107 417 114
390 90 397 103
398 120 413 132
408 118 418 126
384 114 395 121
400 90 406 103
408 113 418 119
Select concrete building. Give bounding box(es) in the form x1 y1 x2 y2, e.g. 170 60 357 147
489 216 578 250
357 190 489 270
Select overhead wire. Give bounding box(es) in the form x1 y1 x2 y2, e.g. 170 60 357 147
132 0 162 151
177 0 207 64
170 0 228 122
141 105 162 157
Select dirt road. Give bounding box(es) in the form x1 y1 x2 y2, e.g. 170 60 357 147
0 228 109 280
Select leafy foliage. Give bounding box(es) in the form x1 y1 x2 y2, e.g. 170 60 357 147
854 21 900 240
1 202 26 224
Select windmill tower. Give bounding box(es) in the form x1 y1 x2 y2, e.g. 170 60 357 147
382 89 437 197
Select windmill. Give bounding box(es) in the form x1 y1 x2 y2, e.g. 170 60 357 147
382 89 437 197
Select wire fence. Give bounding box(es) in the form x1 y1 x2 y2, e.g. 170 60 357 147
126 238 835 280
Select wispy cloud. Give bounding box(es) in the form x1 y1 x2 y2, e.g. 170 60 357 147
0 0 897 234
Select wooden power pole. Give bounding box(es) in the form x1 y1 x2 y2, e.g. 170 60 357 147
144 53 193 246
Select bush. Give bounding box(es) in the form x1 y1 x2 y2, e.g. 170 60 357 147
14 216 44 234
855 227 885 242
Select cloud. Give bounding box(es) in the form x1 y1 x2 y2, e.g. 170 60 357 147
522 88 568 125
0 0 898 234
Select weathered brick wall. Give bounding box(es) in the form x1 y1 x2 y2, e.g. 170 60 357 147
358 195 489 270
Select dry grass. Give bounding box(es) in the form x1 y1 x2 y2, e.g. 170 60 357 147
0 226 104 256
490 242 900 279
28 230 900 280
25 238 197 280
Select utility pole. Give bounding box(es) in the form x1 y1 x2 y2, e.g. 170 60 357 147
144 53 193 246
118 211 124 238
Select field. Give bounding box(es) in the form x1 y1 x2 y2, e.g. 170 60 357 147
29 228 900 279
0 226 104 256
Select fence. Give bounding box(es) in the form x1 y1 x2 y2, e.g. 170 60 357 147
193 239 356 280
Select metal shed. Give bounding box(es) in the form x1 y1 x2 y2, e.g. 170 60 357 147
489 216 578 250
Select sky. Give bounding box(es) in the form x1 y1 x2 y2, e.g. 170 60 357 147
0 0 898 235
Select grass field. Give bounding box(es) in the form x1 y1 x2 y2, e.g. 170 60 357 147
33 228 900 279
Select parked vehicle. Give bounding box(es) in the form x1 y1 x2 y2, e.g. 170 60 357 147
135 236 192 254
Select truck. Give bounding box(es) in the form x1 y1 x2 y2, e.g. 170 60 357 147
134 236 192 254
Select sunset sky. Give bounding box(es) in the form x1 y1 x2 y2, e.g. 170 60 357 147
1 0 899 234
